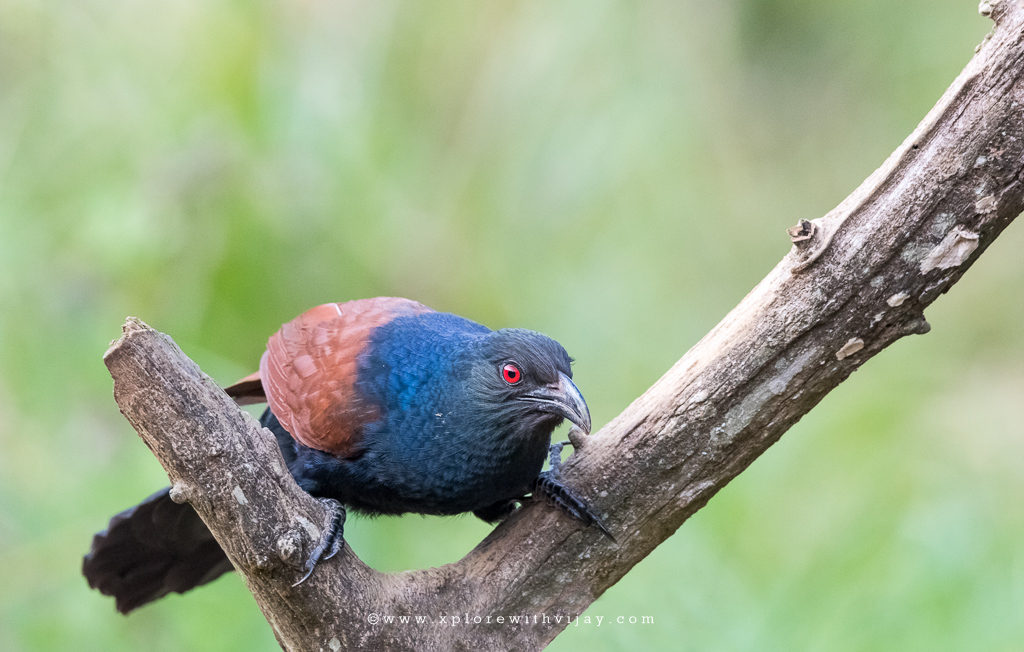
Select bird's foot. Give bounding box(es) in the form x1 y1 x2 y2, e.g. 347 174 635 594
535 470 615 542
547 440 569 472
293 498 346 587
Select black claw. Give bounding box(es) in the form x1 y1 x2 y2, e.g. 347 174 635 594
535 470 615 543
293 498 346 587
323 526 345 561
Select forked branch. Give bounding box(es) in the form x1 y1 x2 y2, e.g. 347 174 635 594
103 4 1024 650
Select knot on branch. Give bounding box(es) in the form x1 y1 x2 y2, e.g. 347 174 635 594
787 219 817 245
277 530 306 568
169 483 194 504
978 0 1018 23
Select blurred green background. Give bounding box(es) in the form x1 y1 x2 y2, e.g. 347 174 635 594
1 1 1021 650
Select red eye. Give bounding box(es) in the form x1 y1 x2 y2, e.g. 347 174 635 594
501 363 522 385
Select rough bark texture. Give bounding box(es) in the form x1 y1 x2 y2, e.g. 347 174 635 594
103 4 1024 650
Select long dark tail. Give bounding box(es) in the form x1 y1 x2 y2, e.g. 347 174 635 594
82 487 233 613
84 409 298 613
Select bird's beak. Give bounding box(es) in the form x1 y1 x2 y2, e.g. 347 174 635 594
519 371 591 434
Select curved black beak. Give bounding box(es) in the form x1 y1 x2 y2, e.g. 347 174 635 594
518 371 591 434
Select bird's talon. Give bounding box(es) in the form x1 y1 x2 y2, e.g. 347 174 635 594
547 441 569 471
535 470 614 542
292 563 317 587
323 522 345 561
292 498 345 587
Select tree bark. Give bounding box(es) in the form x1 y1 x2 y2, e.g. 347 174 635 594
103 4 1024 650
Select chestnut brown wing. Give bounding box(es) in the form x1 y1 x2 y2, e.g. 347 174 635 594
225 298 432 458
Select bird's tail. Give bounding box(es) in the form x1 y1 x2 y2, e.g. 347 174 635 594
82 487 233 614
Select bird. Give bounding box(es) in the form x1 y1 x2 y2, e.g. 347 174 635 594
83 297 610 614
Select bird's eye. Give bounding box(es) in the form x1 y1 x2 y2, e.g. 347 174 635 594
501 363 523 385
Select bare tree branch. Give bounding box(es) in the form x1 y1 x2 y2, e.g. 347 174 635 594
103 4 1024 650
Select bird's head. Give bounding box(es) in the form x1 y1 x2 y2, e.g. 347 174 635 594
460 328 590 437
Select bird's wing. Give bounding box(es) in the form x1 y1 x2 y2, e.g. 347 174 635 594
225 297 432 458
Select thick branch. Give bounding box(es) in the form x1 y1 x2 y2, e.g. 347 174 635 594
105 5 1024 650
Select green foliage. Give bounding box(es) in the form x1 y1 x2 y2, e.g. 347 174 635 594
1 1 1019 650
